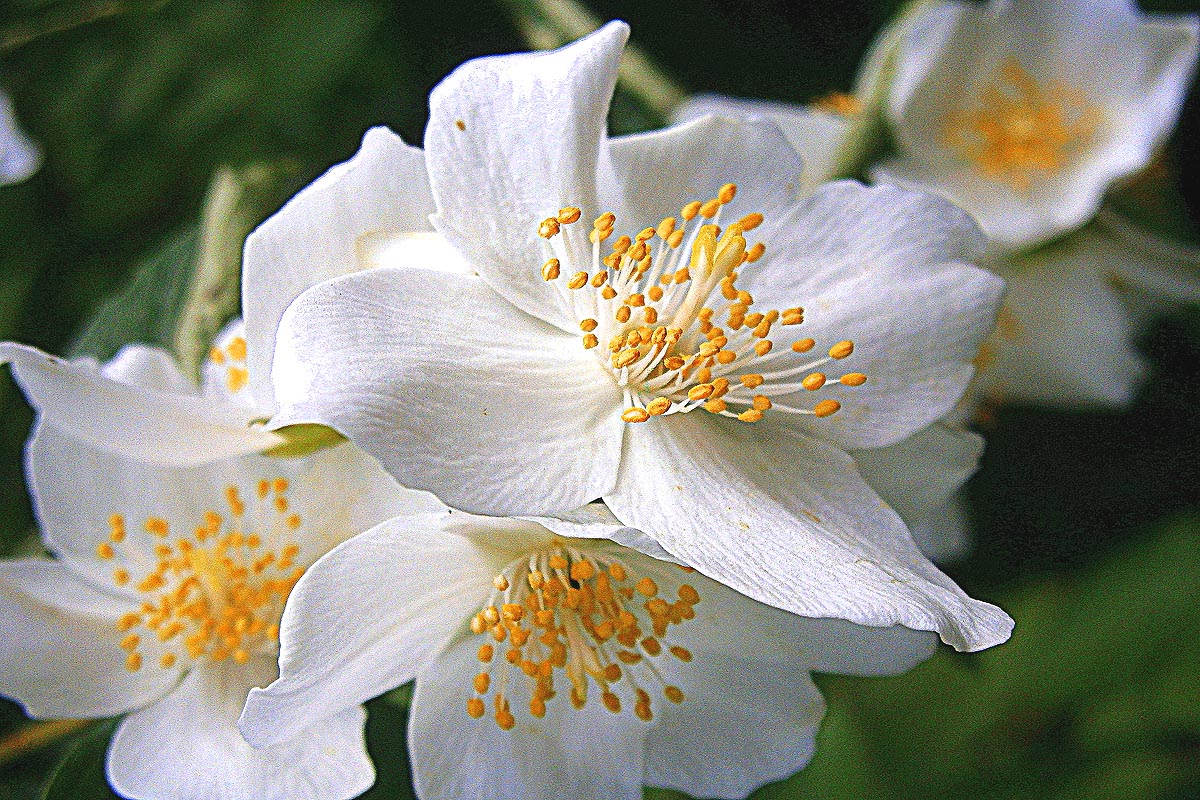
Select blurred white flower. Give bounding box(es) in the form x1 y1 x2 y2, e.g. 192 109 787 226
260 23 1011 652
0 342 441 800
1 88 41 185
0 321 284 465
874 0 1199 253
239 508 937 800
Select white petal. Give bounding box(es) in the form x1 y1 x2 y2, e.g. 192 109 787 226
604 412 1013 652
0 89 41 185
201 319 257 410
109 658 372 800
425 22 629 332
881 0 1200 250
643 655 824 799
243 126 436 412
356 230 474 274
0 343 281 465
25 424 397 594
607 548 938 676
672 94 851 193
0 560 179 718
752 181 987 303
409 634 648 800
601 113 805 239
239 513 501 748
852 423 984 532
103 345 195 394
522 502 682 564
270 267 624 514
976 235 1148 408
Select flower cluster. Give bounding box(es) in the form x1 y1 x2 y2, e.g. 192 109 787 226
681 0 1200 557
26 9 1193 799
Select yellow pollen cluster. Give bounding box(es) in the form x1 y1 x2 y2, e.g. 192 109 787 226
944 58 1100 192
536 185 866 424
209 335 250 393
100 478 305 673
812 91 863 117
466 544 697 729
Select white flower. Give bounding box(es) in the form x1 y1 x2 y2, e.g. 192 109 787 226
0 321 282 465
1 87 41 185
874 0 1199 253
239 508 938 800
676 94 855 197
972 220 1200 408
260 23 1011 651
0 343 441 800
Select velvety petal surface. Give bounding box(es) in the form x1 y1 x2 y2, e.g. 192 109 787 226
243 126 436 411
239 513 502 748
409 634 648 800
605 412 1013 651
270 266 624 514
109 657 372 800
672 94 852 194
601 113 805 242
743 182 1001 448
425 22 628 332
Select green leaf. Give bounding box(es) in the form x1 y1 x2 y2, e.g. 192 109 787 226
39 720 118 800
67 227 199 361
68 162 291 375
360 698 416 800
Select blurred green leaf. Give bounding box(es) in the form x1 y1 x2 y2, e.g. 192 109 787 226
67 227 198 361
360 698 416 800
39 720 117 800
69 162 290 376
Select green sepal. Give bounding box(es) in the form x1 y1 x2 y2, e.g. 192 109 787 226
263 423 347 458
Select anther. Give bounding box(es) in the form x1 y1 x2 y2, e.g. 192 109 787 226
792 338 815 353
840 373 867 386
622 408 651 423
538 218 560 238
814 400 842 418
580 318 598 332
802 373 827 391
646 397 671 416
829 340 854 359
541 258 561 281
567 272 588 290
557 207 582 224
738 409 763 422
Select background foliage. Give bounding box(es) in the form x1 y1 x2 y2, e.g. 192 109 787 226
1 1 1198 798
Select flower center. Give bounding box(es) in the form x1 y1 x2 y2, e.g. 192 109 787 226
97 478 305 673
466 542 698 729
209 334 249 393
537 184 865 424
944 58 1100 193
